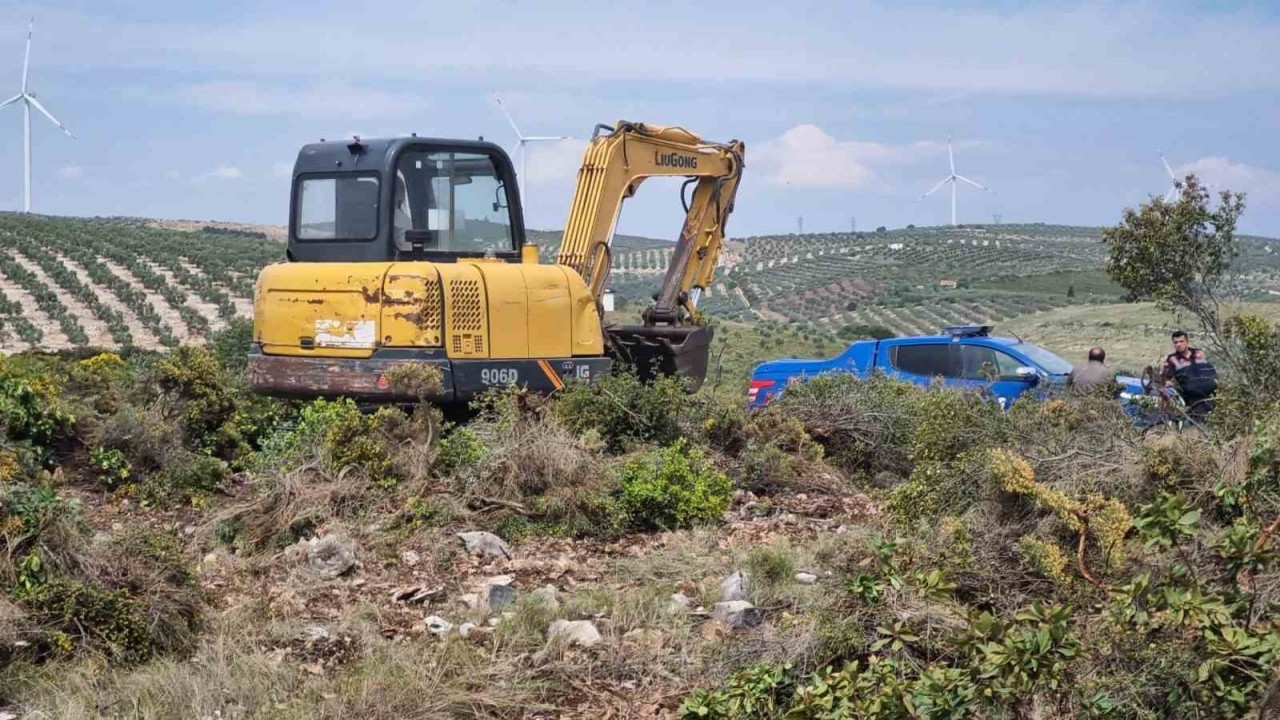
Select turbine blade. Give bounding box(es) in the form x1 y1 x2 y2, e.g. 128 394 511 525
522 135 569 142
922 176 951 199
955 174 990 192
21 18 32 93
0 94 21 110
492 94 523 139
1159 150 1176 180
1165 186 1178 203
948 135 955 175
25 95 73 138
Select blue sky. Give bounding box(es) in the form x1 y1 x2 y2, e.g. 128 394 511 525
0 0 1278 238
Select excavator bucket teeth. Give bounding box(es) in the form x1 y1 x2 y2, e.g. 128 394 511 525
605 325 714 391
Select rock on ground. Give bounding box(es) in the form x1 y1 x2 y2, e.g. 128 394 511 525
307 536 356 578
477 575 518 610
425 616 453 636
547 619 602 648
795 572 818 585
530 584 560 611
720 570 748 602
711 600 762 629
457 531 512 559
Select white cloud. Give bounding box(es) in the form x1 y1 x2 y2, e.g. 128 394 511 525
522 138 587 184
58 166 83 179
756 125 876 189
1178 157 1280 203
178 81 429 119
191 165 243 183
754 125 960 189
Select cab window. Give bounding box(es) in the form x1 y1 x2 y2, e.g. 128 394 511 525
392 150 515 256
296 174 380 241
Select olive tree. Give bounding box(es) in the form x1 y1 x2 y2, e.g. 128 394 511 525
1103 174 1247 370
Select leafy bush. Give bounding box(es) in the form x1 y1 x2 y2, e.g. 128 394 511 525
0 482 85 592
152 345 243 458
555 370 688 453
617 439 731 530
139 453 228 508
88 447 131 489
208 317 254 378
682 602 1079 719
21 579 153 663
265 398 400 489
0 360 74 463
434 425 487 476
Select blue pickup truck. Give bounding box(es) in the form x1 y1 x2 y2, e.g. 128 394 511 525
748 325 1144 409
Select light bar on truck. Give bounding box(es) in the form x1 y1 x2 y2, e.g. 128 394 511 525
941 324 993 338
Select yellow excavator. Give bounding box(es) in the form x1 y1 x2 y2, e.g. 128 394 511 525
249 121 744 403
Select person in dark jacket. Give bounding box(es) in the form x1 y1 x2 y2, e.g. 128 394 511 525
1163 330 1217 424
1069 347 1118 397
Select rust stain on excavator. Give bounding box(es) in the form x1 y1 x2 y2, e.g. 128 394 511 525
361 286 382 304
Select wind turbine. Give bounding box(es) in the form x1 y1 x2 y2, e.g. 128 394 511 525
0 19 73 213
921 136 991 226
491 94 568 215
1158 149 1181 202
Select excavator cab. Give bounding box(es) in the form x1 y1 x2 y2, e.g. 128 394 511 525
287 137 524 264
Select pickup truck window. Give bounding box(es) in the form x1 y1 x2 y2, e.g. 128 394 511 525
890 343 955 377
959 345 1024 379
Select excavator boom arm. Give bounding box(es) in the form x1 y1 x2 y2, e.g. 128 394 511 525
556 122 745 323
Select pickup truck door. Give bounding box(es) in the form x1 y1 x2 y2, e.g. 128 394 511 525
954 344 1037 410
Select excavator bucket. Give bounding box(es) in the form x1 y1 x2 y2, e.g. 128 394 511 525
605 325 714 391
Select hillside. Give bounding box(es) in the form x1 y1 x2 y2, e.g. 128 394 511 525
0 216 676 352
3 216 1278 360
695 224 1280 334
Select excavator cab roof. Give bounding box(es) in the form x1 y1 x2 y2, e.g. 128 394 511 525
286 136 526 263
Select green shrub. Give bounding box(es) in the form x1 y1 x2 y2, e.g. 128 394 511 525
207 317 253 378
0 481 84 591
153 345 241 457
772 373 922 476
88 447 131 489
555 370 688 453
699 400 749 455
617 439 731 530
138 453 228 508
264 398 400 489
909 387 1007 465
434 425 487 475
886 449 989 525
21 579 153 664
745 545 796 591
0 361 74 463
329 406 400 490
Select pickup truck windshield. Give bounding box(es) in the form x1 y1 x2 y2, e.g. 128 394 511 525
1016 343 1073 375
